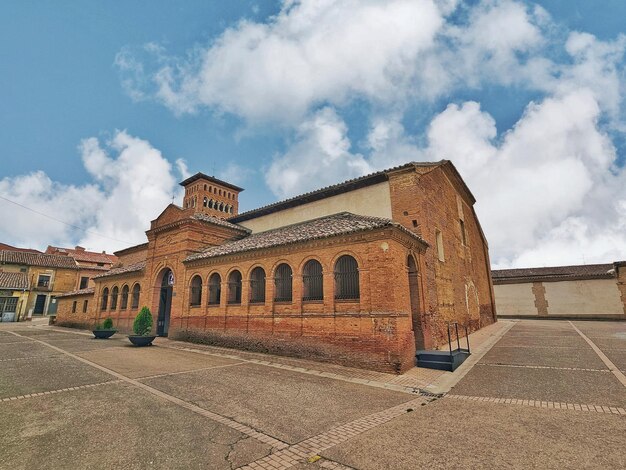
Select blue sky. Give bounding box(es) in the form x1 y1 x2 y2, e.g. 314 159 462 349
1 0 625 268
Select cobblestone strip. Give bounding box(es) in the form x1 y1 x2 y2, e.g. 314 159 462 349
7 330 289 451
568 321 626 388
136 362 246 380
163 344 418 395
0 380 122 403
445 394 626 415
476 363 610 372
238 397 430 470
0 355 63 362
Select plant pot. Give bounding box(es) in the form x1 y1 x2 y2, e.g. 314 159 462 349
128 335 156 347
93 329 117 339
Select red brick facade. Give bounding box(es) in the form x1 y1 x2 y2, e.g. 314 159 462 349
56 161 496 373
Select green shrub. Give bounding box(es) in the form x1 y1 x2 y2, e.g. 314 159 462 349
133 306 153 336
102 317 114 330
93 321 102 330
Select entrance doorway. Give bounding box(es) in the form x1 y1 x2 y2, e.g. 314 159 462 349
408 256 425 350
157 269 173 336
33 294 47 315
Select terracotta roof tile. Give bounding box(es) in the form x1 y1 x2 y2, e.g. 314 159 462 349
492 264 616 283
191 213 251 233
0 250 79 269
45 246 118 265
56 287 95 298
0 271 29 289
186 212 425 262
93 261 146 279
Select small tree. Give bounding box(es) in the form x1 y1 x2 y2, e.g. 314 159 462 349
102 317 114 330
133 306 153 336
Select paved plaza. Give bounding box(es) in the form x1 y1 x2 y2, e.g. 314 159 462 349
0 319 625 469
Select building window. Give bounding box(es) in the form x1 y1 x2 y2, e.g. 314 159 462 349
37 274 51 288
120 285 129 309
460 219 467 246
131 284 140 309
228 271 242 304
334 255 360 300
101 287 109 311
249 267 266 303
436 230 445 262
208 273 221 305
110 286 118 310
190 275 202 306
83 299 88 313
203 197 208 207
79 276 89 289
72 301 77 313
303 260 323 301
274 263 292 302
0 297 18 314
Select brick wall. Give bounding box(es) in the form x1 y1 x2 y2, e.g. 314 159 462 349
388 165 496 348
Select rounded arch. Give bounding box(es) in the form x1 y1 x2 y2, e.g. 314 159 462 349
227 269 243 304
153 266 176 288
131 282 141 309
274 263 293 302
302 258 323 301
110 285 119 310
249 266 266 303
120 284 129 310
207 271 222 305
334 255 360 300
101 287 109 311
189 274 203 306
330 249 364 270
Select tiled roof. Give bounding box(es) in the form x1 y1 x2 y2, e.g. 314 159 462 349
179 172 244 192
192 213 251 233
93 261 146 279
0 242 41 253
186 212 425 262
229 161 445 223
56 287 95 298
45 246 118 265
492 264 616 283
0 250 79 269
0 271 29 289
114 242 149 257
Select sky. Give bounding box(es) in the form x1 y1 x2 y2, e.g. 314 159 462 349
0 0 625 268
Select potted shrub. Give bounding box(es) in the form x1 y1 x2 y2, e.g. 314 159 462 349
92 317 117 339
128 306 156 346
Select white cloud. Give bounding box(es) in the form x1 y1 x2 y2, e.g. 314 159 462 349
113 0 626 268
265 107 371 198
0 131 184 253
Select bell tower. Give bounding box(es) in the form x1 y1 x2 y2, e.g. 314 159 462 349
180 173 244 219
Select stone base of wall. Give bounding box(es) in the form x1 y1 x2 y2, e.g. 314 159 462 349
169 327 415 374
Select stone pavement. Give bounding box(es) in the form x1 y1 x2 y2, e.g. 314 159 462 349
0 319 624 469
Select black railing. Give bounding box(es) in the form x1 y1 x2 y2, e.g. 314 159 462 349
334 271 359 300
303 274 323 301
447 322 470 357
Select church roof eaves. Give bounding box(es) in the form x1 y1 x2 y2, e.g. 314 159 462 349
229 161 446 223
179 173 244 192
185 212 426 262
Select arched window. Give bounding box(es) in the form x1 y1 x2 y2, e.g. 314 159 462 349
101 287 109 311
249 267 266 303
203 196 208 207
219 202 225 212
131 284 140 309
110 286 118 310
121 285 129 309
274 263 292 302
229 206 234 214
204 184 207 190
209 199 214 209
303 259 323 301
208 273 221 305
190 275 202 306
334 255 359 300
228 270 242 304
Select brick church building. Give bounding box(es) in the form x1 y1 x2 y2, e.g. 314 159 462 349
56 160 496 373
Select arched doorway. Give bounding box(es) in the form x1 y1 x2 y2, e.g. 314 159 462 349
408 255 426 350
157 268 174 337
